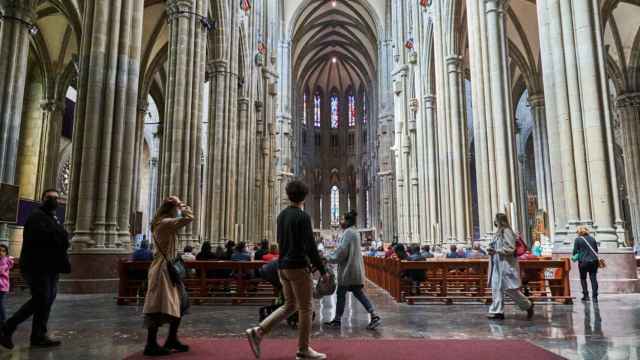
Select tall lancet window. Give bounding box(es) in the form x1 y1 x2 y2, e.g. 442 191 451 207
362 91 367 124
314 92 321 128
348 92 356 127
330 186 340 225
303 91 308 125
330 94 339 129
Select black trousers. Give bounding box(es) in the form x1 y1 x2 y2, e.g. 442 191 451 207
579 261 598 298
5 273 59 340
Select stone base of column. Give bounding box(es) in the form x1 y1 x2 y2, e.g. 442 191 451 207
59 250 131 294
553 249 640 294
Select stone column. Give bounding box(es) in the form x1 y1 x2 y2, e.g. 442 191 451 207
160 0 207 247
235 97 250 240
131 100 148 223
528 94 554 250
538 0 637 292
36 99 66 196
465 0 521 238
63 0 144 292
0 0 36 245
617 93 640 244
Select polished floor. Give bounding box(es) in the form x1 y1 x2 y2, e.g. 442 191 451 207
0 283 639 360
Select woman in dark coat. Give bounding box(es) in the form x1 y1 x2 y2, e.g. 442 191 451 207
572 226 600 302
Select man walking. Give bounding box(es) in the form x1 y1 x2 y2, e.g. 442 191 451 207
246 180 329 360
0 189 70 349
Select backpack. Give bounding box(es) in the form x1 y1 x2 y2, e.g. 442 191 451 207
515 233 528 257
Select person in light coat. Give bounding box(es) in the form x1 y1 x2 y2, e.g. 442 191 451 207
487 213 534 320
324 211 381 330
142 196 193 356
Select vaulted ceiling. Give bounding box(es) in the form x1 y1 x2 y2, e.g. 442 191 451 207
292 0 378 94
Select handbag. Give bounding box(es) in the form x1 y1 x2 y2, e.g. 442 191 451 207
154 238 187 286
581 236 606 269
313 271 337 299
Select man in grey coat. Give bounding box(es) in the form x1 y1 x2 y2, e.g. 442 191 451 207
324 211 381 330
487 213 534 320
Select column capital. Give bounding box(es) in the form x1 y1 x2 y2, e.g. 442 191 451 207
238 97 250 110
1 1 36 24
616 92 640 109
206 59 228 74
446 56 462 72
485 0 509 12
137 99 149 113
166 0 196 19
255 100 264 113
528 94 545 108
40 99 65 113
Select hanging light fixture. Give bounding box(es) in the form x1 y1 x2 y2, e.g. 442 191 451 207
332 57 337 64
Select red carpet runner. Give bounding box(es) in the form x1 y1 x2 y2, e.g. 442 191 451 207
124 338 565 359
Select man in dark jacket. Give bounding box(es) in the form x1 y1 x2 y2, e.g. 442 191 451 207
246 180 329 360
0 189 70 350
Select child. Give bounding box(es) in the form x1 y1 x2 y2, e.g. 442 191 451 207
0 244 14 324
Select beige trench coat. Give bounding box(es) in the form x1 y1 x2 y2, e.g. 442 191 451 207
142 209 193 318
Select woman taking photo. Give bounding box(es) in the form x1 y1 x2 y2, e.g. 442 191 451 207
487 213 534 320
572 226 599 302
324 210 381 330
142 196 193 356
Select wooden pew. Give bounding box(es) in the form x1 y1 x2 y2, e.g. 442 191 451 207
363 257 572 305
117 260 277 305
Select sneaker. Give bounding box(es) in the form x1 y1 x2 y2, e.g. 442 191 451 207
367 315 382 330
0 326 14 350
526 302 535 320
487 313 505 320
296 347 327 360
164 339 189 352
592 296 599 303
581 293 589 301
30 337 62 348
143 344 171 356
245 327 262 359
323 319 341 328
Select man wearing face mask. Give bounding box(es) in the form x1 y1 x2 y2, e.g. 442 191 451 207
324 210 381 330
0 189 71 350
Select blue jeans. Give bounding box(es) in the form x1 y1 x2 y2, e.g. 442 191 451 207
334 285 375 320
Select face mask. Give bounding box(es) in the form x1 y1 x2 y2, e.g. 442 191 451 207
43 196 58 211
175 209 183 219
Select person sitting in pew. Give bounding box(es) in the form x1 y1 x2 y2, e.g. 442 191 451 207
181 246 196 262
232 242 252 261
132 240 153 261
262 245 280 262
196 242 217 261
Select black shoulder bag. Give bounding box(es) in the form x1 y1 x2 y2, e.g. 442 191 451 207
154 238 187 286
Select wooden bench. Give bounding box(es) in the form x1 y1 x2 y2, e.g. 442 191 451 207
363 256 572 305
117 260 278 305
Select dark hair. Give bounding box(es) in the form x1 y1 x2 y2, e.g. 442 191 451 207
494 213 511 229
0 244 8 254
260 239 269 248
184 245 193 253
214 246 225 258
421 245 431 252
393 243 407 260
41 188 59 200
225 240 235 250
450 244 457 252
343 210 358 227
152 198 180 231
235 241 246 252
286 180 309 203
410 244 421 254
200 241 212 255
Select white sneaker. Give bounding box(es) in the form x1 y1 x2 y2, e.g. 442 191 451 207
245 327 262 358
296 346 327 360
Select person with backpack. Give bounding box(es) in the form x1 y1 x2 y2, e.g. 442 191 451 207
572 226 601 302
487 213 534 320
324 211 381 330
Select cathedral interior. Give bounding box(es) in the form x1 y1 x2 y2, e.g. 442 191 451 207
1 0 640 359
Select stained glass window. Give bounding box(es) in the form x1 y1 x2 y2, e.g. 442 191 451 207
348 94 356 127
303 92 307 125
331 186 340 225
314 93 321 128
362 92 367 124
330 94 339 129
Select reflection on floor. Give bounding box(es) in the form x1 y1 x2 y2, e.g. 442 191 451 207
1 282 639 359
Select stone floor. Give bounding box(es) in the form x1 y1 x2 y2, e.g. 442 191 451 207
1 283 639 360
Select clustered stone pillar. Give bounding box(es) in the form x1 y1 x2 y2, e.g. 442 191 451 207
36 99 66 196
64 0 144 292
159 0 206 248
465 0 521 240
617 93 640 244
538 0 637 292
0 0 36 245
528 94 555 250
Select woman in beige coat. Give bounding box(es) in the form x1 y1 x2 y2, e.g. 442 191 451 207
143 196 193 356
